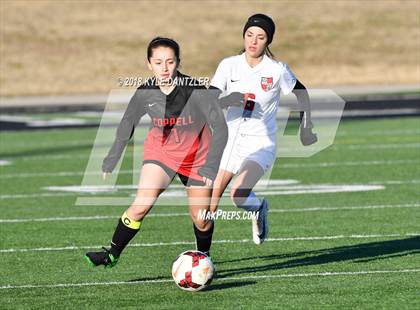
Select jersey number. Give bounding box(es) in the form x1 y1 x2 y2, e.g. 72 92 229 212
243 93 256 119
172 128 180 143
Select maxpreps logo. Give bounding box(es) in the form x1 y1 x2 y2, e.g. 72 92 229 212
261 77 273 91
197 209 259 221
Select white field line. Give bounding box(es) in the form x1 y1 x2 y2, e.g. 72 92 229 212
259 185 384 196
1 269 419 290
1 203 419 224
0 170 130 179
336 129 420 136
1 126 418 148
43 179 420 194
2 143 419 162
5 154 117 161
331 142 420 150
0 140 95 148
1 233 419 254
2 125 419 149
0 193 76 199
280 159 418 168
1 159 417 179
1 179 418 199
0 187 382 199
0 136 416 149
2 154 97 161
369 180 420 185
43 184 384 196
269 203 420 213
0 213 188 223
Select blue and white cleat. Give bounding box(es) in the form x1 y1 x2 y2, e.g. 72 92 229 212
252 198 269 245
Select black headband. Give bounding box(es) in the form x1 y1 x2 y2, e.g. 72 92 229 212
150 37 177 46
243 14 275 45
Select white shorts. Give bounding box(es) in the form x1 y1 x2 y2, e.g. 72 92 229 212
219 132 276 174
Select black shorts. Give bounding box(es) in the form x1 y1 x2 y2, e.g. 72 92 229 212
143 160 205 187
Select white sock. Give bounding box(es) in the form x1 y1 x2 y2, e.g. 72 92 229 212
237 191 261 212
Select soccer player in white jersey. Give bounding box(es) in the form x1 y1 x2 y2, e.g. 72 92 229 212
210 14 317 244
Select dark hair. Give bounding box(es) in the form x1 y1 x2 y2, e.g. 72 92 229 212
147 37 181 64
240 46 275 59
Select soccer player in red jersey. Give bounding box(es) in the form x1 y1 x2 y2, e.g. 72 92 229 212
85 37 227 268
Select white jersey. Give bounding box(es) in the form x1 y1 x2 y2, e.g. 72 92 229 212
211 53 297 137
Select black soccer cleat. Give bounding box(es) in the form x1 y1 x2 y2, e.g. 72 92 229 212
85 247 119 269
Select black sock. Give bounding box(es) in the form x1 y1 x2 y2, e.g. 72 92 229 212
193 221 214 256
109 218 140 258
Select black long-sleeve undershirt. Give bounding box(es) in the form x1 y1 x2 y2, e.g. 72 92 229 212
102 78 228 181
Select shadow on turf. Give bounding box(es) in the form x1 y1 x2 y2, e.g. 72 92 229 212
127 275 256 291
127 275 170 282
203 281 256 291
215 236 420 278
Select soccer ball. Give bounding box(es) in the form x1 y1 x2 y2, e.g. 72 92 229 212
171 250 214 291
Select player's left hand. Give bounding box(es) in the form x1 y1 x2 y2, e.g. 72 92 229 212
202 176 213 187
300 125 318 146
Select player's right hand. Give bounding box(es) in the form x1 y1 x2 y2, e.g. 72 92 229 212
219 92 245 108
300 127 318 146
